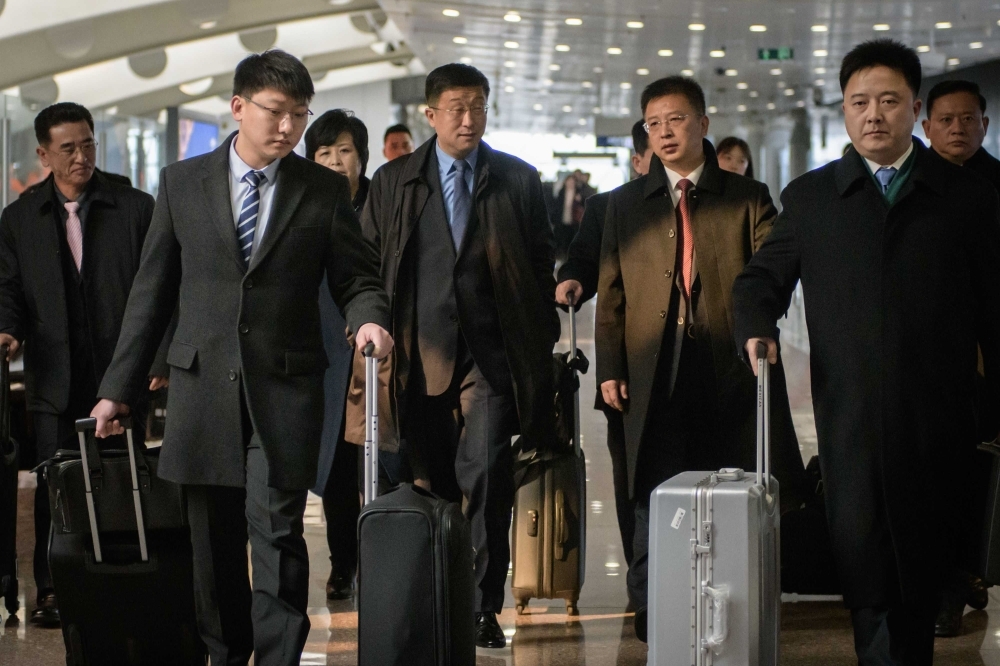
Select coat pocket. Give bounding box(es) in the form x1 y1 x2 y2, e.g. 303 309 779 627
166 341 198 370
285 350 329 376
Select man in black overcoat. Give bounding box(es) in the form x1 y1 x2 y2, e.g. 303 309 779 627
91 52 392 666
734 40 1000 664
0 102 168 627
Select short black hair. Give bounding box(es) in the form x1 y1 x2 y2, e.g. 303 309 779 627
233 49 314 104
716 136 755 180
839 39 921 97
631 119 649 156
383 123 412 142
640 76 706 116
425 63 490 105
34 102 94 145
926 80 987 117
305 109 370 177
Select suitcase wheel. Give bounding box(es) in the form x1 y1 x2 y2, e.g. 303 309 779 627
515 603 526 615
1 575 17 614
565 601 579 616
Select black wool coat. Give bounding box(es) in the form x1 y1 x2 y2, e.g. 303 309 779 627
733 140 1000 609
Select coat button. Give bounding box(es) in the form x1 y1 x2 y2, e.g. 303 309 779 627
668 229 675 238
239 323 249 334
678 316 685 325
228 370 237 381
665 269 672 278
244 278 253 289
449 315 459 323
659 310 666 318
394 250 400 257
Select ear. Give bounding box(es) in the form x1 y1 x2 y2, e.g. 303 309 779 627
36 145 50 170
921 118 931 138
424 106 436 130
631 153 641 173
912 97 922 120
984 116 990 134
231 95 245 122
700 114 710 137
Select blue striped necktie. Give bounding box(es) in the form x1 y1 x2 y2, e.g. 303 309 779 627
237 170 266 266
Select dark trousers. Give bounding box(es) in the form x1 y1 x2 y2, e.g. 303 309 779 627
407 349 518 613
186 402 310 666
603 406 634 566
851 606 936 666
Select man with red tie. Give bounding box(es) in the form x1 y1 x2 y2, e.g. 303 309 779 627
595 76 806 641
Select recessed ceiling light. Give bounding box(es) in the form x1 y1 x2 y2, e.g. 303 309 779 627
948 57 961 65
815 66 827 73
737 104 747 112
179 77 214 96
970 41 984 49
504 41 519 48
594 66 604 73
997 19 1000 27
777 81 786 88
796 100 806 107
460 57 473 64
593 106 601 113
504 85 515 92
555 44 571 52
620 82 632 89
608 47 623 55
750 24 767 32
544 78 554 85
770 68 782 75
566 18 583 26
620 107 630 114
917 45 931 53
578 118 588 125
784 88 795 96
443 8 460 17
504 12 521 22
813 49 828 57
725 69 738 76
708 106 718 113
504 60 516 67
627 21 644 29
767 102 777 109
709 49 726 57
504 76 514 82
199 20 218 29
935 21 952 29
550 64 561 71
873 23 890 31
329 0 352 5
737 82 749 89
453 36 468 44
681 69 695 76
637 68 650 75
815 79 826 86
562 105 573 112
658 49 674 57
811 25 828 32
533 103 543 110
749 90 759 97
582 80 594 88
689 23 706 31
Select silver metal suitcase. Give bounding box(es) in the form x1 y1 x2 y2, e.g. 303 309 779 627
648 343 780 665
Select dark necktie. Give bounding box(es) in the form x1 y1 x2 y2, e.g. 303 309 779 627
237 170 266 267
875 166 897 194
677 178 695 298
450 159 471 249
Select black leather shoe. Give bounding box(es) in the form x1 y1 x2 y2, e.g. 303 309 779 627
475 612 506 648
934 594 965 637
968 575 990 611
30 591 60 628
634 606 648 643
326 567 356 600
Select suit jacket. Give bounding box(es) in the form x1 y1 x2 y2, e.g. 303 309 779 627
596 152 803 498
732 139 1000 609
0 171 166 415
98 133 390 491
343 136 559 450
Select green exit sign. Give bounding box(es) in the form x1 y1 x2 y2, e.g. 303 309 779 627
758 48 794 61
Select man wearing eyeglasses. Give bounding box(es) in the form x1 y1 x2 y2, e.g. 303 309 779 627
596 76 806 641
349 62 558 648
90 50 391 666
0 102 169 628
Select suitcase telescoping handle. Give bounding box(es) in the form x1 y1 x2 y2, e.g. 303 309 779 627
0 344 12 465
568 295 581 456
363 343 379 507
755 341 772 495
74 415 148 564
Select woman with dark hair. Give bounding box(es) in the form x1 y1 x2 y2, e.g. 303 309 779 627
716 136 755 180
305 108 370 210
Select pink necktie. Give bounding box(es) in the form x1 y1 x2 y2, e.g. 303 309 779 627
64 201 83 272
676 179 694 298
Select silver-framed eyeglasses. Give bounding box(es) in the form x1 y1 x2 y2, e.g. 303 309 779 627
244 97 314 123
428 104 490 119
643 114 693 133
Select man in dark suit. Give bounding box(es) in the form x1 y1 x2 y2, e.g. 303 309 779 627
921 78 1000 637
555 119 653 573
349 63 558 648
596 76 805 641
735 40 1000 665
0 102 167 627
91 51 392 666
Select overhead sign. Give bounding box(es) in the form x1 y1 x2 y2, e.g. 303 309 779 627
758 48 794 61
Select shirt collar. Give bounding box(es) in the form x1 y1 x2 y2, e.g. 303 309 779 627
230 134 281 185
435 139 479 176
863 141 913 175
664 160 706 191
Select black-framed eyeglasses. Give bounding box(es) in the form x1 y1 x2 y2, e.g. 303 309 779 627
244 97 314 123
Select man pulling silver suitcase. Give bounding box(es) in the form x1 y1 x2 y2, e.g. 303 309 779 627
648 341 780 665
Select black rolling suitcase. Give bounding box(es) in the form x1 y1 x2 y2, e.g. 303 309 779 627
44 416 205 665
0 344 19 615
356 344 477 666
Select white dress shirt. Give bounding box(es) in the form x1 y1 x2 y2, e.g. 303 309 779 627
863 141 913 175
664 161 707 208
229 135 281 260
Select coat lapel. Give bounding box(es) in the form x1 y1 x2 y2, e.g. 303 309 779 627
398 138 436 254
201 134 246 273
248 155 306 273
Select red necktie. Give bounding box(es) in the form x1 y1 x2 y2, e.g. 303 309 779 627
676 178 694 298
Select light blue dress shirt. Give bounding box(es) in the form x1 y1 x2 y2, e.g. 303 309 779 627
229 136 281 260
435 140 478 229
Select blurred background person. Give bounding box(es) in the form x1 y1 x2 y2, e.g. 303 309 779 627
307 109 370 210
382 123 414 162
555 169 595 261
716 136 755 179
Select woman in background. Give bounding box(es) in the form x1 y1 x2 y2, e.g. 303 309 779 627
716 136 755 180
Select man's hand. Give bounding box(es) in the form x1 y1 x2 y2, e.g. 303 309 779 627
91 399 130 438
148 376 169 391
356 323 394 360
745 337 778 376
601 379 629 412
0 333 20 360
556 280 584 307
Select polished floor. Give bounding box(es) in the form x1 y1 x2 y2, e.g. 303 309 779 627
0 302 996 664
